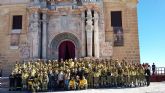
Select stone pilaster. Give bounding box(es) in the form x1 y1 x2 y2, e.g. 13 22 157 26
94 11 100 58
86 9 93 57
81 11 86 57
42 13 47 59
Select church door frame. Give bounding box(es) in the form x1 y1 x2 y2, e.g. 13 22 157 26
50 32 80 60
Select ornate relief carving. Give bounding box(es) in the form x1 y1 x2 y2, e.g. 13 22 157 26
49 33 81 59
86 9 93 32
29 12 39 32
101 42 113 57
28 11 40 58
57 6 72 15
48 14 81 34
20 45 30 59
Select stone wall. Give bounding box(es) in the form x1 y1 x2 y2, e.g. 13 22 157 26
0 0 30 5
48 14 82 46
103 0 140 63
0 4 28 76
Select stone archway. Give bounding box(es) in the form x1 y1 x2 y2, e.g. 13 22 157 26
50 33 81 60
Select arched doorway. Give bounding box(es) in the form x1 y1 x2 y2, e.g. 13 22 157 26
58 41 75 60
50 33 81 60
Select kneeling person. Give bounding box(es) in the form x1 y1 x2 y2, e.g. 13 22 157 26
79 76 88 89
69 77 76 90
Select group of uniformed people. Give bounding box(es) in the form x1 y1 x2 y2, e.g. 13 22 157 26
9 58 150 92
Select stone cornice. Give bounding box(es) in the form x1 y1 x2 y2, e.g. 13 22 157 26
41 8 48 13
0 4 27 8
103 0 138 8
28 4 101 15
103 0 138 4
83 4 100 12
28 7 40 14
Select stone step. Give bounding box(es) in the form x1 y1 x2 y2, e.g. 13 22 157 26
0 77 9 88
151 75 165 82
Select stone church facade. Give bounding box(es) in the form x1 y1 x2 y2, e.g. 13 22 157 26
0 0 140 76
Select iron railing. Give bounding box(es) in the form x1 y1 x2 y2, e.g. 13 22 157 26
151 67 165 75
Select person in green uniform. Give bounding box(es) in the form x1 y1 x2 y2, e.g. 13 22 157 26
93 67 100 88
22 69 29 90
139 65 145 86
100 66 107 87
111 65 118 87
107 66 112 87
117 64 124 87
42 72 49 91
123 65 130 87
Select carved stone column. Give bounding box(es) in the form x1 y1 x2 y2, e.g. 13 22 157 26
86 9 93 57
29 11 40 59
94 11 99 58
42 13 47 59
81 11 86 57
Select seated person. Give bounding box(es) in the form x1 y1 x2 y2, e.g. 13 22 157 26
79 76 88 89
69 77 76 90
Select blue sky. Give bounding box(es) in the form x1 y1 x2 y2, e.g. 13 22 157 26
138 0 165 66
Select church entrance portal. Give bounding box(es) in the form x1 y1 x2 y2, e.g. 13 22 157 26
58 41 75 60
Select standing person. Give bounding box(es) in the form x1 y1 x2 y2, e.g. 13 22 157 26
93 67 100 88
58 70 64 89
152 63 156 75
64 69 70 90
54 69 59 90
144 65 151 86
9 72 16 91
42 72 49 91
48 70 54 91
111 65 118 87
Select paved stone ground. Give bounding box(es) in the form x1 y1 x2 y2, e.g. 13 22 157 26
0 82 165 93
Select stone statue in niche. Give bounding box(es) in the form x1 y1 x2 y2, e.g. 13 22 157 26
94 11 99 21
29 12 39 32
86 9 93 32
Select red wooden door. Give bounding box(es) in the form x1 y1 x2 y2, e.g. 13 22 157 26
58 41 75 60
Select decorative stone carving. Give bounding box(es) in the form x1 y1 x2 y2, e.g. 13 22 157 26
42 13 47 59
81 11 86 57
29 12 39 32
94 11 99 58
20 45 30 60
50 33 81 59
86 9 93 57
28 11 40 58
86 9 93 32
101 42 113 57
48 15 81 44
27 0 110 59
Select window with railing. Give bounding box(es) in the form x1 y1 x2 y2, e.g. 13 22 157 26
113 27 124 46
10 15 22 49
111 11 124 46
